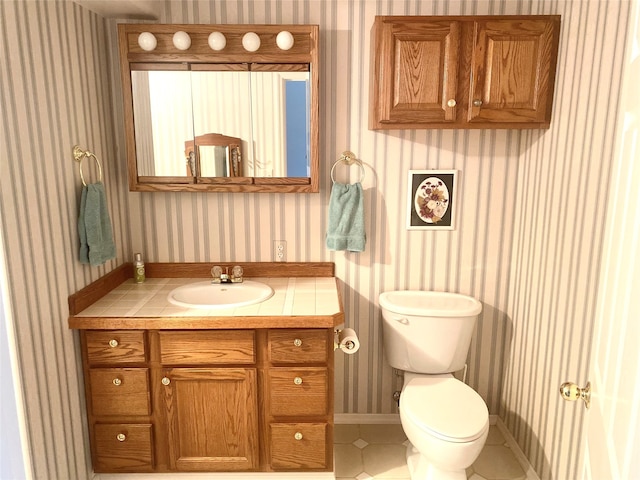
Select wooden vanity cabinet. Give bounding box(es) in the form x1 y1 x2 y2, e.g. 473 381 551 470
80 328 333 474
369 15 561 129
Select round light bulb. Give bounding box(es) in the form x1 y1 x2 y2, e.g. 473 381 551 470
276 31 294 50
137 32 157 51
208 31 226 51
172 31 191 50
242 32 261 52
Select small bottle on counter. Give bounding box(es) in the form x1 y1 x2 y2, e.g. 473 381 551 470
134 253 145 283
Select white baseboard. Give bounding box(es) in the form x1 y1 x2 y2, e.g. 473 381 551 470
495 418 540 480
94 473 334 480
334 413 401 424
334 413 498 426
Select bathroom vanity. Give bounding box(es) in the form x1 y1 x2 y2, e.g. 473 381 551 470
68 262 343 474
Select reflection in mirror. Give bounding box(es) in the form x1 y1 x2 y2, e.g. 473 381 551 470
132 68 310 180
250 69 310 177
185 133 242 178
131 69 194 178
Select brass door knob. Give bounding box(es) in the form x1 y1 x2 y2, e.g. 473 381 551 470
473 99 483 107
560 381 591 409
447 99 457 107
162 377 171 386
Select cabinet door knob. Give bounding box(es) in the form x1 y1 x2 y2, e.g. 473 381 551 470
473 99 483 107
447 99 457 107
293 376 303 385
116 433 126 442
294 432 303 440
293 338 303 347
108 339 119 348
112 378 122 386
162 377 171 386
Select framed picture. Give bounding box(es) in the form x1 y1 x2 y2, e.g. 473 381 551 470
406 170 458 230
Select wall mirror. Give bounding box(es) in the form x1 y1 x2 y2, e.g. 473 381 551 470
118 24 319 192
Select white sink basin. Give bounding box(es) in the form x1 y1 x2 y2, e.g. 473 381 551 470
167 280 274 309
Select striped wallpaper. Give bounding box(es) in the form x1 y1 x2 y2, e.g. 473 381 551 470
0 1 632 479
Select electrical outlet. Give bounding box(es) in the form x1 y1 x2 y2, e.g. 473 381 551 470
273 240 287 262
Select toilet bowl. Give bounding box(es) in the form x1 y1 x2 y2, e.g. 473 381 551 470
379 291 488 480
400 373 489 480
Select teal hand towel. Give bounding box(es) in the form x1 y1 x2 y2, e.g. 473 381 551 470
79 182 116 266
77 186 89 263
326 182 365 252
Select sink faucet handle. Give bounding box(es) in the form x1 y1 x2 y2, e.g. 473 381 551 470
211 265 223 283
231 265 244 283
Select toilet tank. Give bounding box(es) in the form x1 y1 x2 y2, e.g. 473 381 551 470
379 291 482 374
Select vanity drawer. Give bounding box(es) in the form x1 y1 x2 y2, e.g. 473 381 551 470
94 423 153 472
85 330 146 364
270 423 327 470
159 330 255 365
268 367 328 417
89 368 150 416
268 329 328 364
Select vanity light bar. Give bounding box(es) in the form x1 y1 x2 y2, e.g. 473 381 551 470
128 25 311 59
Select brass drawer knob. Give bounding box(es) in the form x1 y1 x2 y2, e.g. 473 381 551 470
447 98 456 107
293 338 303 347
162 377 171 386
116 433 126 442
112 378 122 386
108 339 119 348
293 376 303 385
473 99 483 107
294 432 303 440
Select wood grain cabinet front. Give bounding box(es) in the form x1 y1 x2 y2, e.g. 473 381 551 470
89 368 150 416
80 328 333 473
270 423 328 470
369 15 561 129
93 423 154 472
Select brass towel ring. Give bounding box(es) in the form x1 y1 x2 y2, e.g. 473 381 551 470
330 151 365 184
73 145 103 186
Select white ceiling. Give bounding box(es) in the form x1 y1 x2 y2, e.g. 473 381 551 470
73 0 161 19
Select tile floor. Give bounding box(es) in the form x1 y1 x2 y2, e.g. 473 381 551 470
334 424 528 480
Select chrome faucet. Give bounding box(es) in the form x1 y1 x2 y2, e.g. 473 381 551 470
211 265 244 284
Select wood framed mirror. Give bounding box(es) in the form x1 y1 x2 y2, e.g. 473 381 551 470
118 24 319 193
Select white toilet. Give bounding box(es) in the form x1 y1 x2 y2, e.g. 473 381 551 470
379 290 489 480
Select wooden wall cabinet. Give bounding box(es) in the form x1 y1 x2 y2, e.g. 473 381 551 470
80 328 333 474
369 15 561 129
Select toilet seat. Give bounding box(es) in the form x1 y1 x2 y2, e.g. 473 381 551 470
400 376 489 443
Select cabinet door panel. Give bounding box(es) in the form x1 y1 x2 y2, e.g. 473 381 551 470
469 19 559 123
373 19 460 125
162 368 259 471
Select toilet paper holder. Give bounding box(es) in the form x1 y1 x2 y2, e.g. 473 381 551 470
334 328 360 354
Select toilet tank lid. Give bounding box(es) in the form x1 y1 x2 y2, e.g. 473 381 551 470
379 291 482 317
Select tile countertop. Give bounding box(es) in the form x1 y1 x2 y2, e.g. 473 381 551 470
69 276 344 330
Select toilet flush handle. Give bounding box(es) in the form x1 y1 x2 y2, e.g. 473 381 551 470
394 317 409 325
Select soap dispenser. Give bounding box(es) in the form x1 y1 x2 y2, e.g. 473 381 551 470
134 253 145 283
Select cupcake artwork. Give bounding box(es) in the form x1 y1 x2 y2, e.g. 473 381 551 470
407 170 457 230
